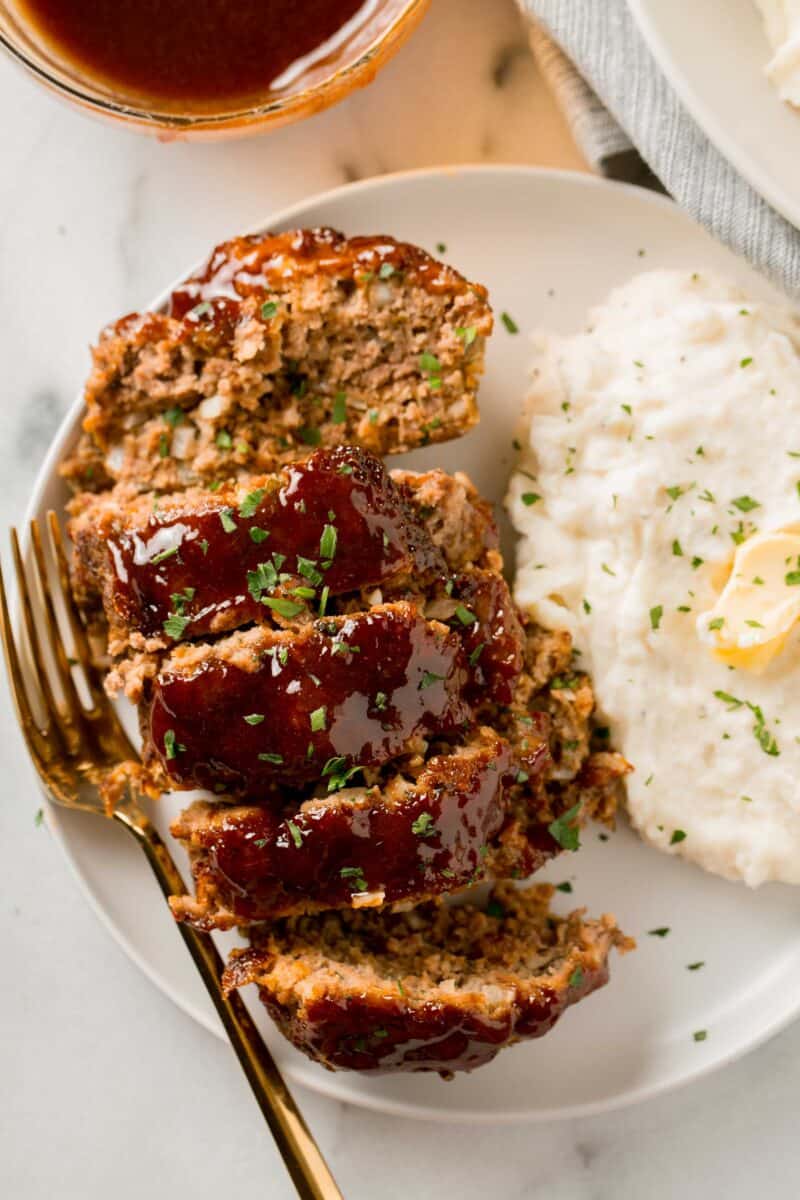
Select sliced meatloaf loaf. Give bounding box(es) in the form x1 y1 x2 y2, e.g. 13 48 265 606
60 229 493 496
68 447 502 669
222 882 632 1076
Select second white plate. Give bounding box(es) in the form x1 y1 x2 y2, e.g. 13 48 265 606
630 0 800 231
34 166 800 1122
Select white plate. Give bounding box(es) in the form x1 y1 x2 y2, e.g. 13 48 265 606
31 166 800 1122
630 0 800 231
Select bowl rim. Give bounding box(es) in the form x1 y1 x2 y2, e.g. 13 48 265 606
0 0 429 130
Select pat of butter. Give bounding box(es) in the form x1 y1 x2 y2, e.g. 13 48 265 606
697 527 800 672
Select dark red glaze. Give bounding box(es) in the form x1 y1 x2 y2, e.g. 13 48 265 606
102 446 442 642
148 605 472 795
179 739 528 923
16 0 367 106
450 571 525 706
256 965 609 1075
169 228 482 318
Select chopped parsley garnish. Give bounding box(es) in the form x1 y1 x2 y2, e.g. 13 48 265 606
708 617 724 631
219 508 237 533
786 570 800 586
666 484 687 501
238 488 265 519
693 1030 708 1042
687 962 705 971
411 812 436 837
163 612 190 640
648 927 670 938
601 562 616 576
331 392 347 424
164 730 185 759
436 242 447 253
419 671 445 690
215 430 232 451
249 527 269 544
670 829 687 845
714 690 743 709
468 642 485 667
243 713 265 725
199 539 209 555
374 691 388 711
310 706 327 732
521 492 541 506
258 752 283 764
732 495 760 512
260 300 278 320
34 807 44 828
555 881 573 893
672 540 683 556
297 556 323 586
419 351 441 373
378 262 395 280
164 406 184 428
247 560 278 601
583 598 592 614
340 866 368 892
318 585 330 616
691 556 704 569
319 523 337 561
158 433 169 458
698 488 715 503
501 311 519 334
298 426 321 446
453 604 476 626
286 820 303 849
456 325 478 346
568 967 584 989
739 357 753 368
262 596 305 619
151 545 180 566
649 605 663 631
548 802 581 852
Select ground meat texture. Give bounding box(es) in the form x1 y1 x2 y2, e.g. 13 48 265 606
391 467 499 570
222 882 632 1076
60 229 492 496
68 446 444 655
144 605 472 797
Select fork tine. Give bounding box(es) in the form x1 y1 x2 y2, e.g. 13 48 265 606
47 511 137 758
30 518 89 740
46 511 109 712
10 527 67 753
0 554 54 765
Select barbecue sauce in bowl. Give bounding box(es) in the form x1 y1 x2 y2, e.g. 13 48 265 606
14 0 396 112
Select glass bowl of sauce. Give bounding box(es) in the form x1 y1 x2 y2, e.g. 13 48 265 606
0 0 429 137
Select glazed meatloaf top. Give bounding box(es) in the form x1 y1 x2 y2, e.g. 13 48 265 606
61 229 493 496
222 882 632 1076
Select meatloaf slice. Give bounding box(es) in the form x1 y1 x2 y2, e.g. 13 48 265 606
61 229 492 495
68 445 444 655
143 605 473 798
169 725 560 928
222 882 632 1076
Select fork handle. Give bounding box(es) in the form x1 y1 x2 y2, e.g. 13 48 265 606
117 811 345 1200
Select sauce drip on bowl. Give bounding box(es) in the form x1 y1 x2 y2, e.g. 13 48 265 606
16 0 371 107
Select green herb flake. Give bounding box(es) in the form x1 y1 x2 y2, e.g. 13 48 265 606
411 812 436 837
468 642 485 667
786 570 800 586
672 540 683 556
419 670 445 690
708 617 725 631
331 392 347 424
548 802 581 852
249 527 269 544
739 357 753 368
238 488 265 519
670 829 687 845
732 495 760 513
243 713 265 726
151 545 180 566
319 523 338 561
521 492 541 507
650 605 663 631
164 406 184 428
453 604 477 626
501 311 519 334
456 325 478 346
648 927 670 938
310 706 327 732
693 1029 708 1042
687 962 705 971
555 881 573 893
219 508 237 533
286 820 303 849
340 866 368 892
262 596 305 619
258 752 283 764
568 967 584 989
260 300 278 320
163 612 190 640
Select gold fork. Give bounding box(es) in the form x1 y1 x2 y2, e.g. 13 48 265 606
0 513 344 1200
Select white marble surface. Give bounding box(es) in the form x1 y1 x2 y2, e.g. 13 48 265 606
0 0 798 1195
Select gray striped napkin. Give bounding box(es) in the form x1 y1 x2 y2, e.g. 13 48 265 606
519 0 800 298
